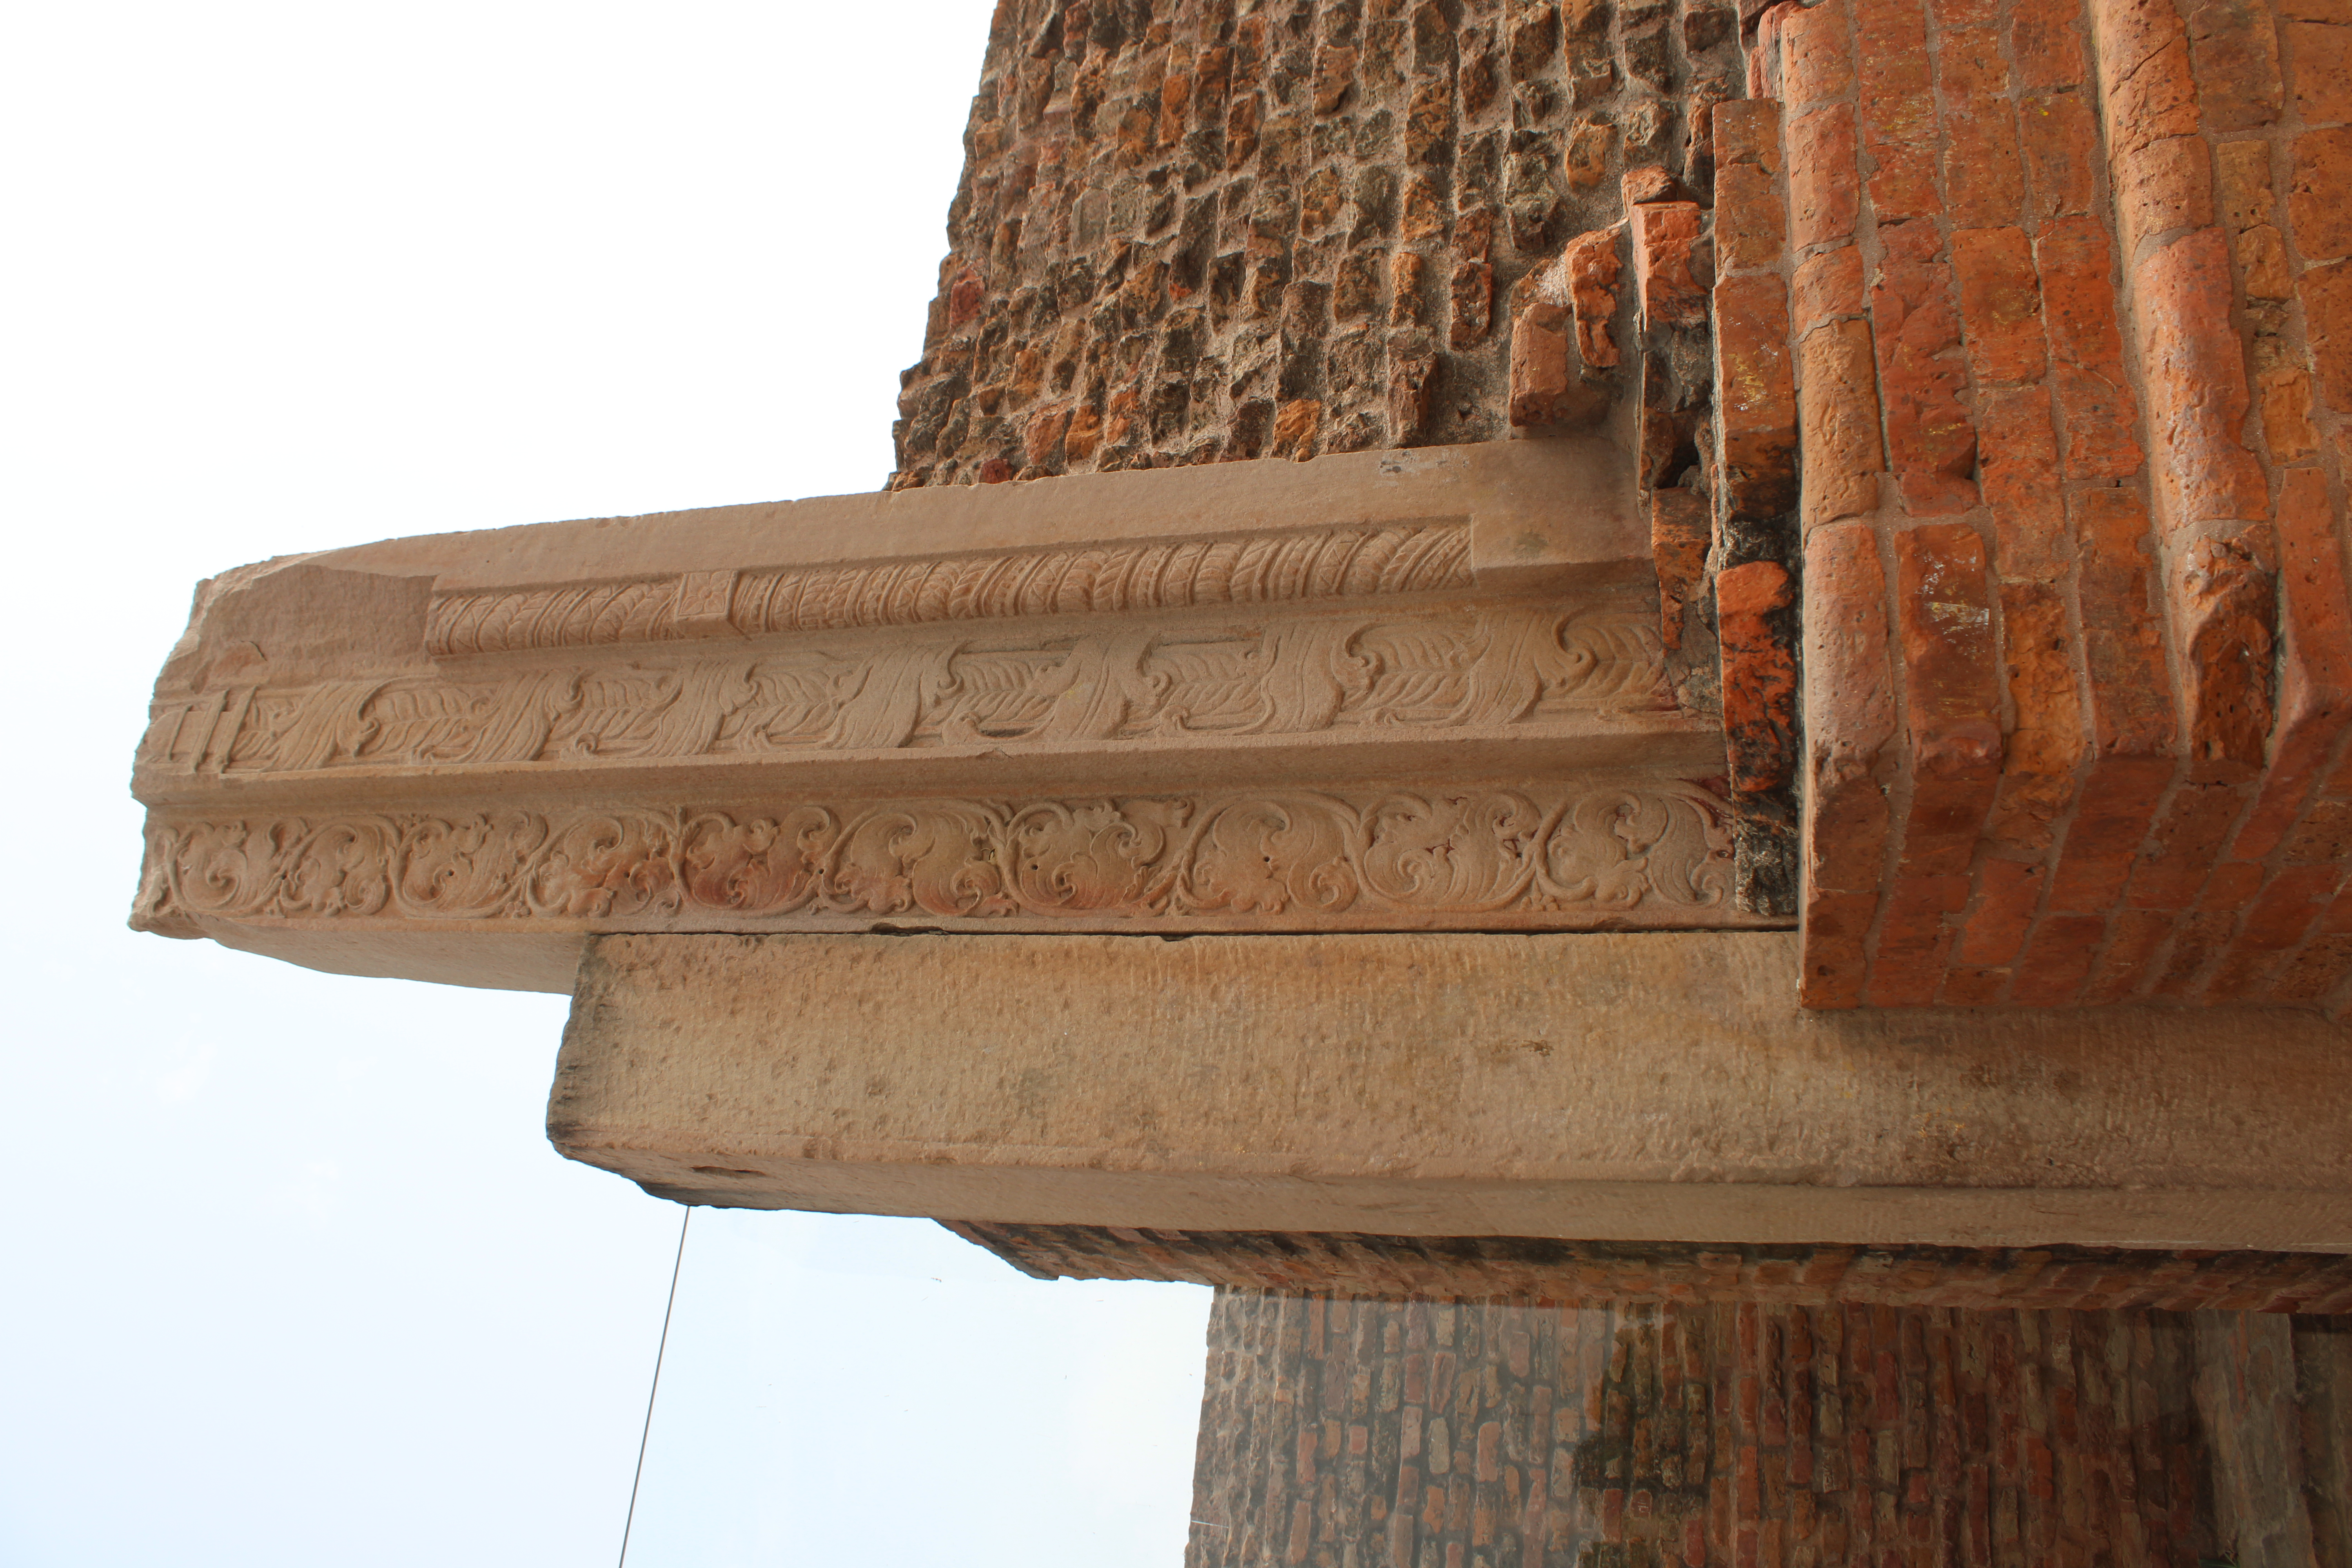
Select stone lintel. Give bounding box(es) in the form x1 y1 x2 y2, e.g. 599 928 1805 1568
549 930 2352 1254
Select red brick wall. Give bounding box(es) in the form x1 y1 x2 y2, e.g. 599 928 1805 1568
891 0 1744 486
1779 0 2352 1008
1187 1291 2352 1567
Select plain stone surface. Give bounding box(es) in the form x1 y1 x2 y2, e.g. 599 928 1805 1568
549 929 2352 1251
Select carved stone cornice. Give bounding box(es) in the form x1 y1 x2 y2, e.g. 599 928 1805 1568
132 440 1764 989
424 521 1475 655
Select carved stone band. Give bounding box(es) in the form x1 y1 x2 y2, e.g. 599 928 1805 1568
132 440 1758 989
134 783 1749 939
142 599 1671 782
425 521 1476 655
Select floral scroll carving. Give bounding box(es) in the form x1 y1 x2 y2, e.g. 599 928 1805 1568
423 523 1474 655
144 605 1668 776
135 784 1739 934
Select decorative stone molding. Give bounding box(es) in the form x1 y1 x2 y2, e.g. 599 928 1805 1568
424 521 1477 655
145 602 1669 778
133 782 1738 939
131 439 1764 985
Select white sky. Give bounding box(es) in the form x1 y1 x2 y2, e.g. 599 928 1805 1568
0 5 1212 1564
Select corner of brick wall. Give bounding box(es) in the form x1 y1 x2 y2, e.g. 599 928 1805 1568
1775 0 2352 1008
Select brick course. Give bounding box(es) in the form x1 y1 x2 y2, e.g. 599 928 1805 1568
1178 1285 2352 1567
1782 0 2352 1008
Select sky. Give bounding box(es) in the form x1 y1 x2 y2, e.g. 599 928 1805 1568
0 5 1212 1564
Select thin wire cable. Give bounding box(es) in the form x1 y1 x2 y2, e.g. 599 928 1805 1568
618 1205 691 1568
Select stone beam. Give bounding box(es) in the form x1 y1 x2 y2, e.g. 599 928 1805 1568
130 438 1765 992
549 929 2352 1254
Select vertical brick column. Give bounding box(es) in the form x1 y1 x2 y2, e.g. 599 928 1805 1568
1780 0 2352 1008
1185 1292 2350 1568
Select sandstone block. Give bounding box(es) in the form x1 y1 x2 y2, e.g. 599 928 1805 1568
550 930 2352 1251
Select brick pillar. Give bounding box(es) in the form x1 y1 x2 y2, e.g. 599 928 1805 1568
1778 0 2352 1009
1187 1291 2352 1568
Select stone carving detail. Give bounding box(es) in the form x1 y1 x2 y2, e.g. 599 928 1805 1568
134 784 1737 931
146 606 1666 775
424 523 1474 655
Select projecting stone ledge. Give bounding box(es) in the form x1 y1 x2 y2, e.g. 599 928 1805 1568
549 929 2352 1257
129 437 1771 993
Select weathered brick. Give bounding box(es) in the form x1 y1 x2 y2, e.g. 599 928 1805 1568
2103 36 2200 160
2013 0 2091 86
1953 227 2049 387
2216 138 2276 230
1720 562 1800 802
1802 888 1881 1006
1652 488 1714 651
1939 965 2012 1004
2233 471 2352 860
1715 99 1783 172
1990 581 2085 853
1794 246 1867 334
1958 856 2048 965
1977 385 2069 581
1717 273 1800 519
2011 913 2107 1004
1781 0 1857 106
1896 524 2004 875
1788 105 1862 251
2072 487 2176 756
2290 129 2352 262
2091 0 2190 82
1509 303 1610 426
2080 906 2173 1000
1855 0 1941 223
1716 163 1789 274
2019 94 2102 221
2184 0 2285 130
2176 532 2278 773
1270 397 1322 459
1799 319 1886 527
2270 927 2352 1002
1866 875 1971 1003
2210 863 2344 1001
1937 33 2028 227
2135 230 2269 527
2033 218 2145 478
2153 905 2237 994
2114 137 2215 261
1633 201 1709 328
2130 780 2249 907
2305 260 2352 410
2258 354 2319 459
2286 17 2352 123
1562 226 1624 370
1872 241 1982 515
1806 522 1898 894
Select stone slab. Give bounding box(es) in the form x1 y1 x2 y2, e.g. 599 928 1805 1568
548 930 2352 1252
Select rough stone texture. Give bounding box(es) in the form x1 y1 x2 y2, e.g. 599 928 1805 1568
1173 1290 2352 1568
966 1225 2352 1311
551 929 2352 1251
888 0 1744 485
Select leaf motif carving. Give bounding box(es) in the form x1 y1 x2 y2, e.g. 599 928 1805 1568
133 782 1746 935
